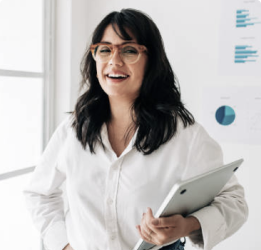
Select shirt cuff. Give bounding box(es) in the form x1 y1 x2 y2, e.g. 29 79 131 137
43 221 69 250
189 206 226 250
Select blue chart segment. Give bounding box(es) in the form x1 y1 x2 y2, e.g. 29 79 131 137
236 9 261 28
215 106 236 126
234 45 259 63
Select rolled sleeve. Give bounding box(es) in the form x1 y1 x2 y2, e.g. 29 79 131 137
24 117 71 250
189 175 248 250
183 124 248 249
190 206 226 250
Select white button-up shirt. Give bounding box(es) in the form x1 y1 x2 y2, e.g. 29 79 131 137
24 116 248 250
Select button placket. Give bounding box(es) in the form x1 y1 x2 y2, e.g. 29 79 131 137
104 158 124 250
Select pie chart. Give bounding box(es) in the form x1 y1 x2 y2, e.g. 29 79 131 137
215 105 236 126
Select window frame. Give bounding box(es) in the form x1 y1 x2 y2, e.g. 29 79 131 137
0 1 55 249
0 0 55 178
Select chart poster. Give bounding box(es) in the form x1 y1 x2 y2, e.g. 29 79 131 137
219 0 261 76
201 87 261 145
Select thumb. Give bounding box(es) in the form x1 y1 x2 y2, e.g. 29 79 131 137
152 218 160 226
151 216 178 228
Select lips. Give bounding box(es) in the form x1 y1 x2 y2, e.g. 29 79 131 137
106 71 129 80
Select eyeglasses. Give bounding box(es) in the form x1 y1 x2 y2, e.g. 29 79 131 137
90 43 147 64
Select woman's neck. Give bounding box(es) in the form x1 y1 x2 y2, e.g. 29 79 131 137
107 96 136 156
108 96 135 127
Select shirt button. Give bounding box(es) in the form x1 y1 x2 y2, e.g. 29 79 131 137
110 234 116 240
107 198 113 205
112 164 118 170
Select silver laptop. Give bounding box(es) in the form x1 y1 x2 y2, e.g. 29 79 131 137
133 159 244 250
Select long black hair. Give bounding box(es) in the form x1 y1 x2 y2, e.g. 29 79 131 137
72 8 194 155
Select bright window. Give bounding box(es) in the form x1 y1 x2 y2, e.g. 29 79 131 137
0 0 54 249
0 0 43 72
0 76 43 174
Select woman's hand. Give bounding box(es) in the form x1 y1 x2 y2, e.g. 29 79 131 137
136 208 201 246
63 244 74 250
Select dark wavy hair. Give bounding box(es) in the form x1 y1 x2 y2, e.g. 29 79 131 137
72 8 194 155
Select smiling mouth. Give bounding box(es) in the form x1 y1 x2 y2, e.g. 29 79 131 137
107 74 129 79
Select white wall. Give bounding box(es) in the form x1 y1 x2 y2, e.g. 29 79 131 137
55 1 261 249
54 0 90 125
54 0 71 125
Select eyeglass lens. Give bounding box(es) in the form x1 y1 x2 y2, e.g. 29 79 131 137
94 44 140 63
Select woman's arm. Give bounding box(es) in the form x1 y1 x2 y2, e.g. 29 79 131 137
183 125 248 249
24 118 70 250
137 123 248 249
188 175 248 249
137 175 248 250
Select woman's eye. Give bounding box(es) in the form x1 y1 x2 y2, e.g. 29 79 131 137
122 46 138 54
98 46 111 54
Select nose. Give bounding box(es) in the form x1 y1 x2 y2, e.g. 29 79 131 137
109 49 124 66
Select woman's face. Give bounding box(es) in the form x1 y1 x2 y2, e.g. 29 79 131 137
95 25 147 102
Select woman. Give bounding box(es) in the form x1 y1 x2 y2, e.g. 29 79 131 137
24 9 248 250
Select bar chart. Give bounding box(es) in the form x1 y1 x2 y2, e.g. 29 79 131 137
219 0 261 75
236 9 261 28
234 45 259 63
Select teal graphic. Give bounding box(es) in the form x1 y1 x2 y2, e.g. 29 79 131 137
215 106 236 126
234 45 259 63
236 9 261 28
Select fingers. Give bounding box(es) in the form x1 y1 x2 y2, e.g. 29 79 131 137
137 208 172 245
136 224 157 245
136 211 187 246
144 208 167 235
152 214 184 228
136 208 157 244
141 209 155 237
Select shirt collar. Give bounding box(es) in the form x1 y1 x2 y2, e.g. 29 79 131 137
100 123 138 159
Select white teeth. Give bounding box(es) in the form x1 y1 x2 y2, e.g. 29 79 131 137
108 74 128 78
